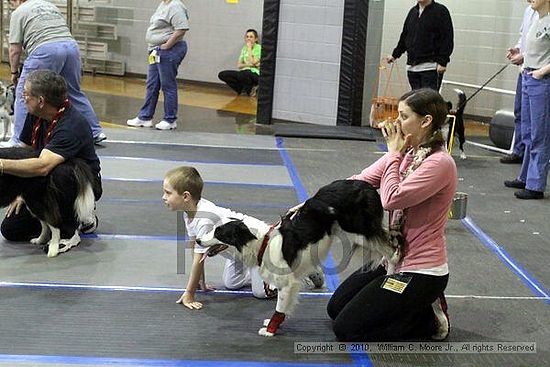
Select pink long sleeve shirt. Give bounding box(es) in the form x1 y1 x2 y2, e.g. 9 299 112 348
350 147 457 273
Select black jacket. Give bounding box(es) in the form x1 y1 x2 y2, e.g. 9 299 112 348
392 1 454 67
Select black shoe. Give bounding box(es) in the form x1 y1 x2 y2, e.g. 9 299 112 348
504 179 526 189
500 154 523 164
514 189 544 200
80 215 98 234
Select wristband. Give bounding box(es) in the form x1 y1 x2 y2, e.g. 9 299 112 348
11 71 18 75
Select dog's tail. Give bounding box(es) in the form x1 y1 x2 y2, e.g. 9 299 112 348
454 88 467 115
72 159 97 223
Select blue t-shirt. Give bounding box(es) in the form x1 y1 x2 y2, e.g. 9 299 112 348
20 106 101 176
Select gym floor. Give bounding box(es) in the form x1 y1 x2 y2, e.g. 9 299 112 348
0 66 548 367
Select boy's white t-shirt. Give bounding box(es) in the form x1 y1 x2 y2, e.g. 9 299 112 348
184 198 246 254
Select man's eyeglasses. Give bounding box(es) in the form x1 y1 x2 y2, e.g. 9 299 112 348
21 91 34 101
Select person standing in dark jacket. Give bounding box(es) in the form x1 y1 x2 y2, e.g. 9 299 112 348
385 0 454 91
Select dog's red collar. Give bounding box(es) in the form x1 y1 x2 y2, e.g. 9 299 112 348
257 224 277 266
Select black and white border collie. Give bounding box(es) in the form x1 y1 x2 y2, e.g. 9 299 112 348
0 148 97 257
197 179 400 337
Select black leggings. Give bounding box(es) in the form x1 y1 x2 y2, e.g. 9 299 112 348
218 69 258 95
327 265 448 341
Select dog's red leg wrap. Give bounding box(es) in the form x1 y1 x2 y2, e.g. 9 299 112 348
266 311 285 334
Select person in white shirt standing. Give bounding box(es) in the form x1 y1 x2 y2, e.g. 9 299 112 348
501 1 538 164
504 0 550 199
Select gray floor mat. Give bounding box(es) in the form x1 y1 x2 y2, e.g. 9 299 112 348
97 200 286 236
97 181 297 236
1 123 549 367
97 142 284 165
0 288 350 365
100 156 292 186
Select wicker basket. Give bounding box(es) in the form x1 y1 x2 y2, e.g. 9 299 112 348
370 62 405 128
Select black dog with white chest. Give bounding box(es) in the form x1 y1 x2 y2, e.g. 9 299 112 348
0 147 98 257
198 179 400 336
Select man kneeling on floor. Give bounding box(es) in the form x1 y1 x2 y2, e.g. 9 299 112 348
0 70 102 245
162 166 324 310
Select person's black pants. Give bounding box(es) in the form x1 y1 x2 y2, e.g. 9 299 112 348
218 69 259 95
407 70 444 91
327 265 448 341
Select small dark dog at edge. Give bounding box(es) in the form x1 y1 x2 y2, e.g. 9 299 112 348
0 148 98 257
445 89 467 159
197 179 401 336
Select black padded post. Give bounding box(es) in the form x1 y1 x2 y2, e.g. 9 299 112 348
337 0 369 126
256 0 280 125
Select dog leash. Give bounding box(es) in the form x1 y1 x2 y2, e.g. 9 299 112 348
454 63 510 111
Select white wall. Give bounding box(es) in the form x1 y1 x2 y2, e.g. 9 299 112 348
381 0 526 118
272 0 344 126
76 0 528 121
109 0 264 83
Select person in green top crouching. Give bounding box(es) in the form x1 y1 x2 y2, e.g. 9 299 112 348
218 29 261 97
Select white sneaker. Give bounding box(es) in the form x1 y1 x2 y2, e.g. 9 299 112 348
155 120 177 130
127 117 153 128
0 139 22 148
93 132 107 144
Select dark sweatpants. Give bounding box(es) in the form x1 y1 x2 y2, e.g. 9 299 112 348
218 69 259 95
407 70 444 91
327 265 448 341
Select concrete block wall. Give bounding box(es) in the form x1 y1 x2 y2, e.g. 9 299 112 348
272 0 344 126
381 0 526 118
10 0 527 122
109 0 264 83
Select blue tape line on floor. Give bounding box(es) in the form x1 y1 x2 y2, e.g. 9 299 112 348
0 354 352 367
275 137 341 291
462 216 550 302
275 137 371 367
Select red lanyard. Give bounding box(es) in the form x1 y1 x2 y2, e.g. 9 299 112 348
31 99 70 149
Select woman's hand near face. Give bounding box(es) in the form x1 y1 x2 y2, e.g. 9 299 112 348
379 120 411 154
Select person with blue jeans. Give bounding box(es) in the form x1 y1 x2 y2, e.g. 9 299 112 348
127 0 189 131
504 0 550 200
6 0 105 147
501 2 537 164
